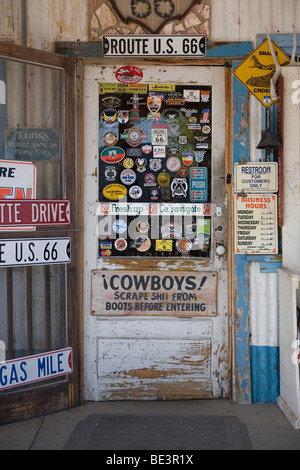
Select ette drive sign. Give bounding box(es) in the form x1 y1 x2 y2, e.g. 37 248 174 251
233 38 290 107
0 159 36 231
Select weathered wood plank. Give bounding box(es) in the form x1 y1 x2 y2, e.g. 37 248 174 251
91 270 217 317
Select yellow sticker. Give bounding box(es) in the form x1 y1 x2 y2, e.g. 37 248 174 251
103 184 127 201
99 83 148 94
155 239 173 251
149 84 175 92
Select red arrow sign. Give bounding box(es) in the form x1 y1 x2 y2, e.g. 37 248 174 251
0 200 71 226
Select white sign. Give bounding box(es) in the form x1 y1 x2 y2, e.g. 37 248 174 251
0 238 71 267
0 159 36 231
95 202 214 217
103 35 206 57
235 194 278 254
0 348 72 391
234 162 278 193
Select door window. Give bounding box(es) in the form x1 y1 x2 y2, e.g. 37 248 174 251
98 83 213 258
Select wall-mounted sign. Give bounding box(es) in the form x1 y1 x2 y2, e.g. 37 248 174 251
0 200 70 226
0 237 71 267
5 127 60 161
0 159 36 231
234 162 278 193
0 348 72 391
233 38 290 108
103 35 206 57
95 202 213 217
91 270 217 317
235 194 278 254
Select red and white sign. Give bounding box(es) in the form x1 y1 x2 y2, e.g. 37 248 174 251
0 160 36 231
115 66 143 84
0 200 70 226
0 348 73 391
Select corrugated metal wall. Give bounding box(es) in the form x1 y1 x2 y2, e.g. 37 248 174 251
211 0 300 43
1 1 299 48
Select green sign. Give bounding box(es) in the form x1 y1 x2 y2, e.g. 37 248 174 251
5 127 60 161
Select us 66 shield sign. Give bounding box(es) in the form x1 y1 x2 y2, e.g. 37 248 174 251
0 238 71 267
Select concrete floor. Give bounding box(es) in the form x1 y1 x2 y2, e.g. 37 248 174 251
0 399 299 450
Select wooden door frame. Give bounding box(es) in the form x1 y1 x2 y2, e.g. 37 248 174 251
0 42 82 424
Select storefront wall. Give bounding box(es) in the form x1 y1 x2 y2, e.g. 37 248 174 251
0 0 300 407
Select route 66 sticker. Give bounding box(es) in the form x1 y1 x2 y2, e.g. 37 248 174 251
151 125 168 146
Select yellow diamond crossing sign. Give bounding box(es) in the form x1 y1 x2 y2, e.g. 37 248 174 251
234 38 290 107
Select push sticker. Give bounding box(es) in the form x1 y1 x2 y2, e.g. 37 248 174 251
190 167 208 202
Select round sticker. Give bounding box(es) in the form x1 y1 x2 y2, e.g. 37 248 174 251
202 125 211 134
129 185 143 199
166 157 181 172
178 166 189 177
101 147 125 164
144 173 156 186
123 157 134 169
116 66 143 84
120 169 136 185
113 219 127 234
134 236 151 252
103 184 127 200
137 220 150 233
103 132 118 146
176 237 192 253
157 172 170 187
101 108 118 126
114 238 128 251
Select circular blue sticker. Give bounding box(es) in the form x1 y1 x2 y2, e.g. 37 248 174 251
113 219 127 234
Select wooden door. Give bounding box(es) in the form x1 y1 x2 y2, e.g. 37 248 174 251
0 42 80 424
84 64 229 400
